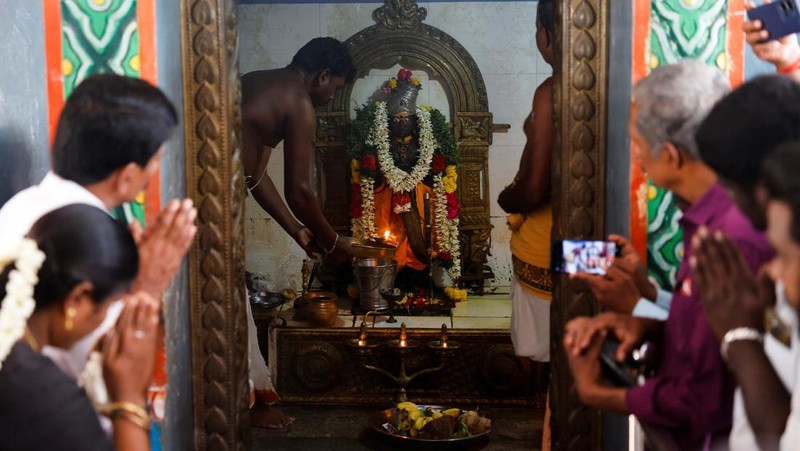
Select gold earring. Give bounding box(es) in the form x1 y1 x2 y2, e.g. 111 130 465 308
65 307 76 331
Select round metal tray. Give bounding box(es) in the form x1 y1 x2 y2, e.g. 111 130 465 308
248 291 285 310
368 405 491 444
351 237 398 259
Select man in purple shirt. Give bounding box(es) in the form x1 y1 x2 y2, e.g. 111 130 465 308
563 61 775 450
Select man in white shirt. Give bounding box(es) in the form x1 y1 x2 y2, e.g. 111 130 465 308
694 143 800 451
0 74 196 380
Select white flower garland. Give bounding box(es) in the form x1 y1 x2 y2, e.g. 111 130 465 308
372 103 436 197
353 176 377 239
0 238 45 369
352 102 461 280
433 175 462 279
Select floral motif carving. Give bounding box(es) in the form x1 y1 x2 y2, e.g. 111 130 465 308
457 116 490 143
373 0 428 30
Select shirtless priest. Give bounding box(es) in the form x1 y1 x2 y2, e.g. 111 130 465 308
240 37 356 428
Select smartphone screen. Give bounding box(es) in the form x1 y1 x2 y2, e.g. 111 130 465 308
552 240 619 275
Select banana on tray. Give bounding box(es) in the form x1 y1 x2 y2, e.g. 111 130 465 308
391 401 492 439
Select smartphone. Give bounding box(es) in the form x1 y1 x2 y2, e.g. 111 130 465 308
551 239 620 275
748 0 800 42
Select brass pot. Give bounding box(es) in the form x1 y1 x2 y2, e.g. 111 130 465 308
303 291 339 327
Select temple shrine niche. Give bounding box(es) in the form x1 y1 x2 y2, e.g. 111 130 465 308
257 0 544 407
315 0 505 294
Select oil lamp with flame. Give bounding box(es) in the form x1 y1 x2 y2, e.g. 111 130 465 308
346 322 460 402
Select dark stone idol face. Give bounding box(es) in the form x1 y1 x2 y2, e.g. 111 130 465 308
389 114 418 137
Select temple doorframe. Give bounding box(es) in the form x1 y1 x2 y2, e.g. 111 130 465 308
177 0 609 449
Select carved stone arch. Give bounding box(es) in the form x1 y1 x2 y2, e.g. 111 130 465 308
331 25 489 114
316 3 496 287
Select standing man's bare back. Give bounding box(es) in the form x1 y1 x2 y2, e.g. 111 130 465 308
240 37 355 261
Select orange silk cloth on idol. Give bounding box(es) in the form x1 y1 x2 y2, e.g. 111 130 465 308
373 182 434 272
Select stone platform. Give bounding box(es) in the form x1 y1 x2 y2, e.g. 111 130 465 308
253 294 549 406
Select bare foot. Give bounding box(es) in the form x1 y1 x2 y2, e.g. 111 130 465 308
250 402 295 429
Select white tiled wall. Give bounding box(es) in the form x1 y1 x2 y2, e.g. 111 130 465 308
239 1 551 291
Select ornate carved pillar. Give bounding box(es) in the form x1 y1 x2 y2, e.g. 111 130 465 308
182 0 249 449
551 0 608 449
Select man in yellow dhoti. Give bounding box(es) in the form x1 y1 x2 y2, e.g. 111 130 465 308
498 0 555 363
498 1 554 447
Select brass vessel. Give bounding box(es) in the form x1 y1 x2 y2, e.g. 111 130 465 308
304 291 339 327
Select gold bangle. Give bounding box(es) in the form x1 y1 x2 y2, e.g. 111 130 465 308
104 402 151 431
112 410 151 430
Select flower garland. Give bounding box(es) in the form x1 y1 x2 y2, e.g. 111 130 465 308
433 173 462 279
370 102 437 212
348 69 462 280
0 238 45 369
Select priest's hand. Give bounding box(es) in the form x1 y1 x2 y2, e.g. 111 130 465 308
691 226 771 340
292 226 321 258
130 199 197 299
329 234 354 263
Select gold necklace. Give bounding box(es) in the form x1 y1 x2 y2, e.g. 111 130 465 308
23 328 40 352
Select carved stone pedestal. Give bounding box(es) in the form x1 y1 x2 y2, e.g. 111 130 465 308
269 327 548 407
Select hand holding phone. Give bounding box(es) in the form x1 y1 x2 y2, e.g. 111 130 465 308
748 0 800 42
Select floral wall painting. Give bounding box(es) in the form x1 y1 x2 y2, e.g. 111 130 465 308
44 0 158 225
631 0 744 290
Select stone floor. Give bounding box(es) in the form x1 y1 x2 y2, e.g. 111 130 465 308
251 405 543 451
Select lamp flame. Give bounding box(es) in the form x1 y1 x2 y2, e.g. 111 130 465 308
358 321 367 347
399 323 407 347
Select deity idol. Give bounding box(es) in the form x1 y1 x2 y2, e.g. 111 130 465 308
349 69 461 283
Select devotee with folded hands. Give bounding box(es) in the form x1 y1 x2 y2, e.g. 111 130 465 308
0 74 196 441
0 205 158 450
691 143 800 450
689 65 800 447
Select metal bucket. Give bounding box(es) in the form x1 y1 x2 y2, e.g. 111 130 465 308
354 258 397 310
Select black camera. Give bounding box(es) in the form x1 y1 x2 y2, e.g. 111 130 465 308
599 338 656 387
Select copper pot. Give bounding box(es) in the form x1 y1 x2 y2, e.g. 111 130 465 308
304 291 339 327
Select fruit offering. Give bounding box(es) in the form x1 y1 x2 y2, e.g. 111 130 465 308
392 402 491 439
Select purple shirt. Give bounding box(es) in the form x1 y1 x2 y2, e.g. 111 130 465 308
625 183 774 450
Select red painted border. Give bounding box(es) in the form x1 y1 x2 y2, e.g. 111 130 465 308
629 0 651 260
43 0 64 148
728 0 746 88
137 0 162 222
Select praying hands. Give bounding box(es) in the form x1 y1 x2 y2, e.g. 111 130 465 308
691 226 772 340
129 199 198 300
